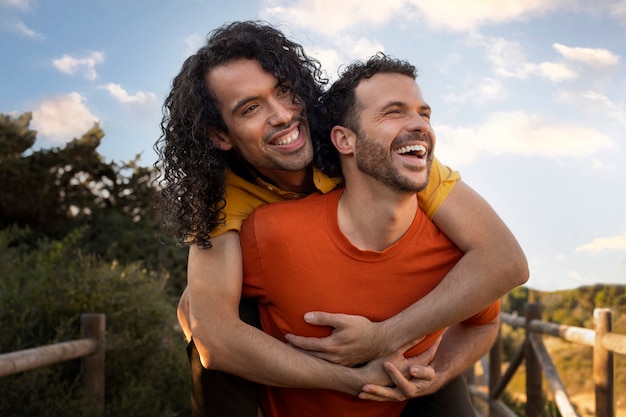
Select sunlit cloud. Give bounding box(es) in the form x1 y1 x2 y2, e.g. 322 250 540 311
482 37 578 81
556 90 626 126
442 77 507 105
608 0 626 24
261 0 405 35
434 110 616 166
5 19 43 39
404 0 570 32
0 0 33 9
185 33 203 55
100 83 157 105
261 0 576 34
576 232 626 253
31 93 99 145
53 51 105 80
553 43 620 67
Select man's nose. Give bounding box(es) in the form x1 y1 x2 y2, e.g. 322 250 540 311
407 112 430 133
268 99 294 125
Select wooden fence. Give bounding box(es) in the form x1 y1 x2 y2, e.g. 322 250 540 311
468 303 626 417
0 313 106 415
2 305 625 416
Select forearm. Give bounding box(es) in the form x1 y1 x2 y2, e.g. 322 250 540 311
429 318 499 388
380 249 512 352
186 234 374 394
208 316 370 394
380 180 527 353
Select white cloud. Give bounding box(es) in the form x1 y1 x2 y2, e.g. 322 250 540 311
261 0 576 35
31 93 99 145
0 0 32 9
100 83 157 105
185 33 203 55
53 51 105 80
405 0 571 32
435 111 616 166
482 37 578 81
609 0 626 24
535 62 577 82
556 90 626 126
443 77 507 105
553 43 620 67
261 0 405 35
13 20 37 37
576 232 626 253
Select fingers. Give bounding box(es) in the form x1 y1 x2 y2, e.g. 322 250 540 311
285 333 335 353
303 311 351 327
360 362 435 402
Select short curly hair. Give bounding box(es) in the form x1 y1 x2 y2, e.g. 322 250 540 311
154 21 328 248
314 53 418 177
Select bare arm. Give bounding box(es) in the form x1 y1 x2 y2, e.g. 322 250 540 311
360 315 500 401
286 180 527 365
180 231 400 394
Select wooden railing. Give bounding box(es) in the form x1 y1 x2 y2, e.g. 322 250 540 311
0 313 106 415
468 303 626 417
2 305 624 416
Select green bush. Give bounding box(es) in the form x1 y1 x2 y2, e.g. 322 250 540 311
0 227 191 417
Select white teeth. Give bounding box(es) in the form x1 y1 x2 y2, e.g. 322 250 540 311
394 144 426 156
275 129 299 145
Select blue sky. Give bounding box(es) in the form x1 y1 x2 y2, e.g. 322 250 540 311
1 0 625 291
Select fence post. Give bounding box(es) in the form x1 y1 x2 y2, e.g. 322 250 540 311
488 328 502 417
81 313 106 415
594 308 614 417
525 303 542 417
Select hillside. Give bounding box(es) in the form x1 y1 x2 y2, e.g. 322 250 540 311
499 284 625 416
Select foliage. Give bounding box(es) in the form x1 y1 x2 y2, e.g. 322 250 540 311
0 113 191 416
0 227 191 417
0 112 187 294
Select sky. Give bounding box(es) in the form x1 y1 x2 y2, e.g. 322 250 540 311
1 0 625 292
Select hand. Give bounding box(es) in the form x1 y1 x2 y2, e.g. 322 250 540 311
359 362 436 401
285 312 391 366
359 336 442 402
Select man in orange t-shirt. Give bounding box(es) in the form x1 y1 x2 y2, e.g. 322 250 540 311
239 54 500 417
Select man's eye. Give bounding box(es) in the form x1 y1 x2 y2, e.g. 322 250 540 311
243 104 258 115
279 85 291 95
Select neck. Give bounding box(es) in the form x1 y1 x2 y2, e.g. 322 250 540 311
337 177 417 252
256 166 316 194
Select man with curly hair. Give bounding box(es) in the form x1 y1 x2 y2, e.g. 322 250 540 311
154 21 528 416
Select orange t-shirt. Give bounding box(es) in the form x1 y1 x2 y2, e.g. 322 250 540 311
241 188 500 417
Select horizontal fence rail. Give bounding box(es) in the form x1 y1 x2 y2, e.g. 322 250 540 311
0 313 106 414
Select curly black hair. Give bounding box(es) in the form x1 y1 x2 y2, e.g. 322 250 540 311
314 53 418 178
154 21 328 248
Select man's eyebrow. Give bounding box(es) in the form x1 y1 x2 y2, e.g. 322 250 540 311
231 81 285 115
380 101 431 112
231 95 260 115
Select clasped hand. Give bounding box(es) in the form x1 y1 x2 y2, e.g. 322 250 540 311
286 312 441 401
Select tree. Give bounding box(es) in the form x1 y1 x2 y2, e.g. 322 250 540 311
0 112 187 292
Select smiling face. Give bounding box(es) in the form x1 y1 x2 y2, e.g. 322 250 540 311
351 72 435 193
206 58 314 176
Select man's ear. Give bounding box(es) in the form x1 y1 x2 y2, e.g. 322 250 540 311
330 125 356 155
208 128 233 151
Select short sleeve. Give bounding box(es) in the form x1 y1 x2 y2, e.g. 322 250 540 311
417 158 461 219
462 299 501 326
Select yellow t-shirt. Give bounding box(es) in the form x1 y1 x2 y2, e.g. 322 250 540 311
211 158 460 237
